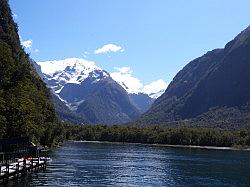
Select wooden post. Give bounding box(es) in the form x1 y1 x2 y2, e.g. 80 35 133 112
38 157 40 170
16 161 19 178
31 158 33 172
23 159 26 175
6 162 9 181
44 158 47 169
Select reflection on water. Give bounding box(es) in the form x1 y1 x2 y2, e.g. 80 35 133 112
1 142 250 186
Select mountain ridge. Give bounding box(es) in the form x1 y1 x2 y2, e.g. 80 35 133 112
137 25 250 130
34 58 152 124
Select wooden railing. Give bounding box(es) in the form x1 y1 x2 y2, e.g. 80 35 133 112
0 157 48 183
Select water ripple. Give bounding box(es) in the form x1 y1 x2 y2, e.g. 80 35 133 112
1 142 250 187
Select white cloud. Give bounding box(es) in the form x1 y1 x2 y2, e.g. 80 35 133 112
143 79 168 95
21 39 32 49
82 51 89 58
111 67 143 94
114 67 132 74
111 67 168 97
94 44 124 54
20 38 39 53
13 13 18 19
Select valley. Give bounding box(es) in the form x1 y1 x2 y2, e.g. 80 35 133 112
1 0 250 186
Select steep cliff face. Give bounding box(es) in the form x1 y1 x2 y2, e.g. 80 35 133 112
76 78 140 124
0 0 57 144
138 26 250 128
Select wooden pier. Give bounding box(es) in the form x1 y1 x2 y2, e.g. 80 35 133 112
0 157 48 183
0 137 50 184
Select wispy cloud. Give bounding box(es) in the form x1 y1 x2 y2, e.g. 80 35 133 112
111 67 143 94
20 38 40 53
114 67 132 74
21 39 32 49
94 44 124 54
13 13 18 19
111 66 168 97
143 79 168 95
82 51 90 58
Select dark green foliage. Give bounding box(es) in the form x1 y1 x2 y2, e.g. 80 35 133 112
0 0 57 146
61 123 250 147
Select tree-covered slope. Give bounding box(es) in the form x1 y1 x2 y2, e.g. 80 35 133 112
138 26 250 129
0 0 57 145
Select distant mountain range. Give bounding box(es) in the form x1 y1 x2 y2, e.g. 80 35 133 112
31 24 250 130
138 26 250 130
32 58 165 124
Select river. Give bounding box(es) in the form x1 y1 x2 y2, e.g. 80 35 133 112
2 141 250 186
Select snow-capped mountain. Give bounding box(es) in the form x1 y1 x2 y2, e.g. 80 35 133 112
110 70 168 111
37 58 109 95
37 58 167 102
148 89 166 99
35 58 140 124
34 58 167 124
110 67 168 98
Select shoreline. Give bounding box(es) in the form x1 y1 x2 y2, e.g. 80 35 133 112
68 140 250 151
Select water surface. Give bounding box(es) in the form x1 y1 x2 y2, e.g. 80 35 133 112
2 142 250 186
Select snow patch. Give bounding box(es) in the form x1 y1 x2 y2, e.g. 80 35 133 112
37 58 109 93
143 79 168 97
67 99 85 111
149 89 166 99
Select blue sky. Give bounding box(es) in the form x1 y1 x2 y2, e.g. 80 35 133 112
9 0 250 85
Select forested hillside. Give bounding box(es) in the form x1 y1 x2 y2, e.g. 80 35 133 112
0 0 58 145
138 26 250 130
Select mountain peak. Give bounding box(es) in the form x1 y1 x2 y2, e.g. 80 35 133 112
33 58 160 123
225 25 250 53
37 58 103 76
138 25 250 129
33 58 142 124
37 58 110 93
